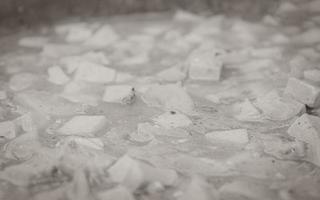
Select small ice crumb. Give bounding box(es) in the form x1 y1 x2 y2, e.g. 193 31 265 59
284 77 320 108
206 129 249 145
48 66 70 85
153 111 192 129
103 85 135 104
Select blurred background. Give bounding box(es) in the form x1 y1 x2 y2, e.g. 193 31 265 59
0 0 280 27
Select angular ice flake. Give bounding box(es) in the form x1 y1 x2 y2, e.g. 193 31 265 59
57 115 107 136
287 114 320 166
74 62 116 83
84 25 119 47
284 77 320 108
48 66 70 85
256 90 305 121
142 84 194 114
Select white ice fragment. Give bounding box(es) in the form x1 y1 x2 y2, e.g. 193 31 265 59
74 62 116 83
54 22 88 35
187 48 223 81
84 25 119 47
256 90 305 121
284 77 320 108
289 55 311 78
142 84 194 114
96 186 135 200
108 155 178 191
102 85 135 104
287 114 320 166
156 66 186 82
65 26 92 43
206 129 249 145
0 121 16 140
233 99 261 121
119 53 149 66
58 115 107 136
18 36 48 48
9 73 38 91
108 155 145 190
152 111 192 129
47 66 70 85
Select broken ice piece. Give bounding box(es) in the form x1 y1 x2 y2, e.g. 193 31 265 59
0 121 16 140
18 36 48 48
304 69 320 84
108 155 178 191
233 99 261 121
289 55 311 79
187 49 223 81
103 85 135 104
152 111 192 129
57 115 107 136
9 73 38 91
96 186 135 200
287 114 320 166
156 66 186 82
284 77 320 108
256 90 305 121
206 129 249 145
142 84 194 114
65 26 92 43
74 62 116 83
129 123 155 144
84 25 119 47
47 66 70 85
